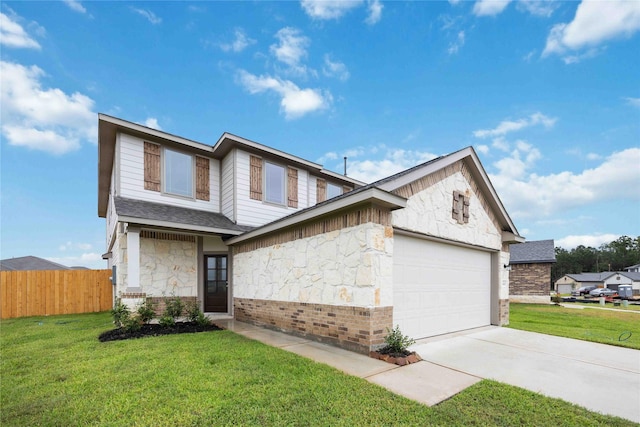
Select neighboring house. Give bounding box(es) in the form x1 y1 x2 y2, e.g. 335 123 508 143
0 256 71 271
98 114 523 354
624 264 640 273
508 240 555 303
555 272 640 295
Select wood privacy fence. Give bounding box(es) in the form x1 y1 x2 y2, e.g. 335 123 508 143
0 269 113 319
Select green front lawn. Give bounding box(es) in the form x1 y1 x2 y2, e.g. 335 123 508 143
508 303 640 350
1 312 634 426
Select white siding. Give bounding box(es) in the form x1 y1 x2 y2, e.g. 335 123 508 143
235 150 310 227
221 151 235 221
117 133 220 212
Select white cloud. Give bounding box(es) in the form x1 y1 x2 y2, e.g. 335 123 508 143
322 55 350 81
473 0 511 17
144 118 162 130
0 11 41 49
475 144 489 155
556 234 621 250
236 70 331 119
448 31 465 55
324 145 439 183
131 7 162 25
493 140 541 179
48 252 105 269
300 0 363 20
561 47 602 64
63 0 87 14
473 112 557 138
543 0 640 59
624 97 640 107
448 0 462 5
220 28 256 53
59 241 93 251
0 61 96 155
490 147 640 220
365 0 383 25
517 0 557 17
270 27 309 66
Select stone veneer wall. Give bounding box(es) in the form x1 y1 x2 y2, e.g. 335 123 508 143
499 299 509 325
234 298 393 354
139 232 197 298
232 204 395 352
510 263 552 304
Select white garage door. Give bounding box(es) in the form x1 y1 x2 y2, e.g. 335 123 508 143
393 235 492 339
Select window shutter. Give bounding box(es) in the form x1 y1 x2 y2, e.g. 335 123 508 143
316 178 326 203
250 155 263 200
462 195 470 223
287 167 298 208
342 185 353 194
144 142 161 192
195 157 210 201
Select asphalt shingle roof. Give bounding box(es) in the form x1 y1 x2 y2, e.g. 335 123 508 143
114 197 252 233
0 256 70 271
510 239 556 264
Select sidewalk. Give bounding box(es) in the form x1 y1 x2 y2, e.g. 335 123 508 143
214 318 480 406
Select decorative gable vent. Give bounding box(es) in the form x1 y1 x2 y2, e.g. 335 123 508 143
452 190 470 224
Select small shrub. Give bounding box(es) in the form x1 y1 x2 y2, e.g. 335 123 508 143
185 300 211 326
111 299 130 328
164 295 184 320
383 325 415 355
195 311 211 327
137 299 156 324
158 314 175 328
122 314 142 332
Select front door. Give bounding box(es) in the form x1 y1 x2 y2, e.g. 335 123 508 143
204 255 228 313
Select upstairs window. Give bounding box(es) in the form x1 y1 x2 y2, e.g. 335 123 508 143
327 182 342 199
164 148 193 198
264 161 286 205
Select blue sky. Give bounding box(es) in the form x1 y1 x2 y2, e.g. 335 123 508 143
1 0 639 269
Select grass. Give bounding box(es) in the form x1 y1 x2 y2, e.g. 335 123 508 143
508 303 640 350
1 312 635 426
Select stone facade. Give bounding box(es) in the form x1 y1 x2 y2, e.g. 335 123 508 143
510 263 552 304
139 234 197 298
233 222 393 308
234 298 393 354
499 298 509 325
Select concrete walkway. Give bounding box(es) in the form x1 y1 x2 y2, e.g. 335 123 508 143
412 327 640 423
214 319 480 406
214 319 640 423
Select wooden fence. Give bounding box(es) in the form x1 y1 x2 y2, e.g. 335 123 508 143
0 269 113 319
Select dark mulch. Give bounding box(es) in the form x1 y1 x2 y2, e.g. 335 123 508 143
99 322 223 342
376 346 412 358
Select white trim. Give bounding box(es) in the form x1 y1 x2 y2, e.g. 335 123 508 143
127 227 140 289
393 227 499 253
226 188 406 245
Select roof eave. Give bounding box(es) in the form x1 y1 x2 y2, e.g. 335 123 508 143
226 188 406 246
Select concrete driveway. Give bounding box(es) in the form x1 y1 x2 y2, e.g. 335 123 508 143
411 327 640 423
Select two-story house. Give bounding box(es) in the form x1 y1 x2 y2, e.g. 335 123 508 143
98 114 523 354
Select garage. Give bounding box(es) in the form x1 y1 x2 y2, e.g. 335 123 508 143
393 234 492 339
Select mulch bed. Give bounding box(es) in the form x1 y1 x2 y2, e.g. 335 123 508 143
99 322 223 342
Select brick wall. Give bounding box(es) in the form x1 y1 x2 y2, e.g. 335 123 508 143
234 297 393 354
509 263 552 296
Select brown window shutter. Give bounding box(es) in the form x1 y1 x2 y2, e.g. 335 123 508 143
462 195 470 223
287 167 298 208
316 178 326 203
144 142 161 192
195 157 210 201
342 185 353 194
250 155 263 200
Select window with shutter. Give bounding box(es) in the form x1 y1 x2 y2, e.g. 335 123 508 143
287 167 298 208
144 142 161 192
316 178 326 203
196 156 210 201
452 191 470 224
250 155 263 200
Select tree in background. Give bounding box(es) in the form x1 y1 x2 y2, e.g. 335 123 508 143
551 236 640 284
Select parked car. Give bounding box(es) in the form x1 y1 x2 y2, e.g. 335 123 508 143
572 286 597 296
589 287 618 297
